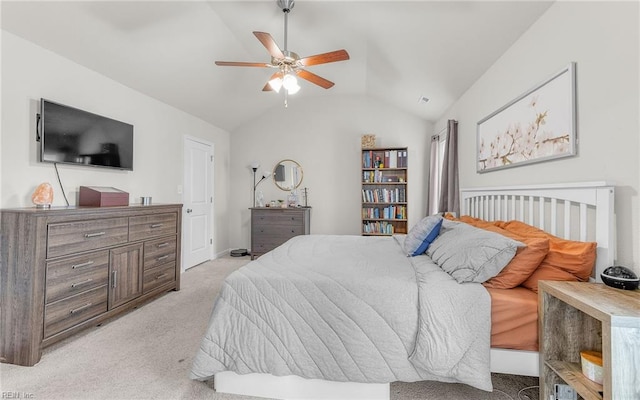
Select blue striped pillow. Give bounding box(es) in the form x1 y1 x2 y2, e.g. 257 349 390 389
403 215 443 256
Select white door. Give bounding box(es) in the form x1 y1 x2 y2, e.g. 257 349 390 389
183 136 213 270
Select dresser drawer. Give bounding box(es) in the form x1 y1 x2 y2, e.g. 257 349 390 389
250 242 277 256
251 234 298 252
143 262 176 294
144 236 177 271
129 213 177 242
252 224 305 238
47 218 129 258
46 251 109 304
252 210 305 226
44 285 108 338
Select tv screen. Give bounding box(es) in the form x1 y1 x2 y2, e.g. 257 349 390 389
40 99 133 170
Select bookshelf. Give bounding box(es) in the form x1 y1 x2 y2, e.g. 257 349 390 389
361 147 408 236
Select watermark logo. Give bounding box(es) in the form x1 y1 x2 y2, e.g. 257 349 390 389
1 392 35 399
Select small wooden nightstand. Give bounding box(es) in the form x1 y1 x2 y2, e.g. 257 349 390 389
539 280 640 400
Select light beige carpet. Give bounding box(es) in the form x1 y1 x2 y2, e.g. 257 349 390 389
0 256 538 400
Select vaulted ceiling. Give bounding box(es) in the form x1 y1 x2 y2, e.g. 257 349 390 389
1 1 554 132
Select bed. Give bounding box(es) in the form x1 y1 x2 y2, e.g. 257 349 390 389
190 182 615 399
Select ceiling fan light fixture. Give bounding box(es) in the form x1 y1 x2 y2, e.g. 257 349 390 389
214 0 349 105
269 77 283 93
282 74 300 94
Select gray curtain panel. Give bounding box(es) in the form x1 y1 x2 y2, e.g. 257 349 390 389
438 119 459 215
427 135 440 215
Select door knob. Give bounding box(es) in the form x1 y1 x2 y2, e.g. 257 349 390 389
186 209 193 213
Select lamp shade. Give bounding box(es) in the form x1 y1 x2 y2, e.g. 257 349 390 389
268 77 283 93
282 74 300 94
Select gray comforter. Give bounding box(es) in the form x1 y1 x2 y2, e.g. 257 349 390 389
190 234 492 391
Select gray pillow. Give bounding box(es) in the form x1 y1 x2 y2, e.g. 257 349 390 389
426 220 524 283
403 215 443 256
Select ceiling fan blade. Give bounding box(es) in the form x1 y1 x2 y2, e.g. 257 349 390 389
215 61 271 67
253 31 285 59
296 69 335 89
299 49 350 67
262 71 283 92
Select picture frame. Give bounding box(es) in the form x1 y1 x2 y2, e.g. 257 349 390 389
476 62 576 173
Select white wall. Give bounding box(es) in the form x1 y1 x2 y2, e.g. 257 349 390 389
229 95 432 249
1 31 232 255
435 2 640 274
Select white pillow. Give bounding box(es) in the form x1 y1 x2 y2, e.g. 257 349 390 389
403 215 443 256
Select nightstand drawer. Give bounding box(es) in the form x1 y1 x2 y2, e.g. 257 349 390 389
46 251 109 304
143 236 177 271
44 285 108 338
47 218 129 258
129 213 177 241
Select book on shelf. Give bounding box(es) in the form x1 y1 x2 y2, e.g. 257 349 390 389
362 221 394 235
389 150 397 168
362 205 406 220
362 149 407 169
361 188 406 203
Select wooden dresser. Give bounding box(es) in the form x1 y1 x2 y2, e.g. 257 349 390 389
0 204 182 366
250 207 311 259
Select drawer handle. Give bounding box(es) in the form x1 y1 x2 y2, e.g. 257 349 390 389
84 231 106 238
112 271 117 289
156 255 169 261
71 278 93 288
157 242 170 248
155 273 168 280
150 223 163 228
69 303 93 314
72 261 94 269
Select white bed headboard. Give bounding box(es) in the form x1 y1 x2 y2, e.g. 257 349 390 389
460 182 615 281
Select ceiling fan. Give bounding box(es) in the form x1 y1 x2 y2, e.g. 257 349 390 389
215 0 350 106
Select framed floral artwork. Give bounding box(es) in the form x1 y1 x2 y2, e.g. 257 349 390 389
477 63 576 173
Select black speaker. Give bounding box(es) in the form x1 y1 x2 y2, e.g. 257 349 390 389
601 266 639 290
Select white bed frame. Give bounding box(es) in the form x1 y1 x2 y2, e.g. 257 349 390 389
214 182 616 400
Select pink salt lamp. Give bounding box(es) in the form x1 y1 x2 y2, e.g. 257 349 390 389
32 182 54 208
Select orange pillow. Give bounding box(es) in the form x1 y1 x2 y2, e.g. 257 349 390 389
453 216 550 289
444 212 458 221
495 220 597 292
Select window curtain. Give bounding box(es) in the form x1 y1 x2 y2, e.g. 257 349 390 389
427 136 440 215
438 119 459 215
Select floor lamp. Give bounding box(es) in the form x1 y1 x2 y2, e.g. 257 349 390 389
251 161 271 207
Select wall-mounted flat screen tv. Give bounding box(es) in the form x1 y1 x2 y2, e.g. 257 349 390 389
39 99 134 170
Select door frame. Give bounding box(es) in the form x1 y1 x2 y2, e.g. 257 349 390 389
182 135 215 271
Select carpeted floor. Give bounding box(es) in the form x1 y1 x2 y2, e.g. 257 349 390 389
0 256 538 400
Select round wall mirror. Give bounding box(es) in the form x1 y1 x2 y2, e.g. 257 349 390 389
273 159 303 191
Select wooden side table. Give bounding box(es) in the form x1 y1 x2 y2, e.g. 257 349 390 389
539 280 640 399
